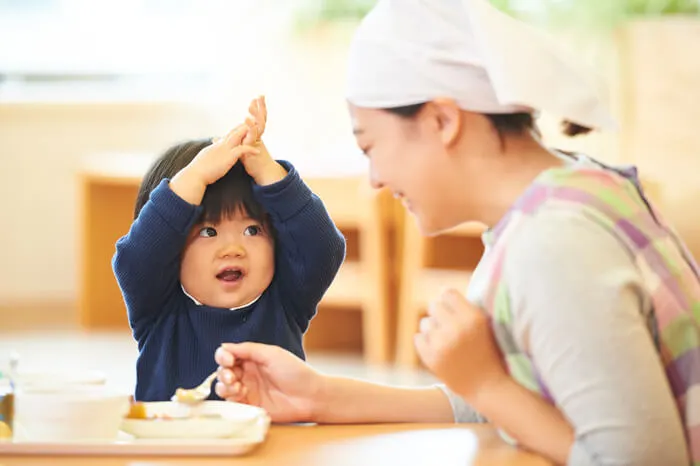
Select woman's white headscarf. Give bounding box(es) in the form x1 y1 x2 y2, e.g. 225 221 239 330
346 0 615 130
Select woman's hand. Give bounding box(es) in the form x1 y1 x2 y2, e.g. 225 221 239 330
414 288 510 402
215 342 324 423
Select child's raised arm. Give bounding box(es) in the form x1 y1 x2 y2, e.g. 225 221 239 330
255 169 346 329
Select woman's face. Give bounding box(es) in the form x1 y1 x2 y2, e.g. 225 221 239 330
349 101 489 235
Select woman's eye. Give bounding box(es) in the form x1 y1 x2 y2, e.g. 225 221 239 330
198 226 217 238
244 225 262 237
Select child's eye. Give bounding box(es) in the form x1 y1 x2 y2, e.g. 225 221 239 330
198 226 217 238
244 225 262 237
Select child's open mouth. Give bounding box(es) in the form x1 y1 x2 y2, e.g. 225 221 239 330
216 267 244 283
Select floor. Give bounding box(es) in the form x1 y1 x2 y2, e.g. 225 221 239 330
0 328 438 393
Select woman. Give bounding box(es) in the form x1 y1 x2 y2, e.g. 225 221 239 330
215 1 699 464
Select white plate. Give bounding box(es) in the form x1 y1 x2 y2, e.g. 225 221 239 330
120 401 266 439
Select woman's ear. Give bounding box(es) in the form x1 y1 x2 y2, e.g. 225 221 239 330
428 98 462 147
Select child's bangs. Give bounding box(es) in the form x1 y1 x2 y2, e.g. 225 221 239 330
198 164 268 227
200 193 267 226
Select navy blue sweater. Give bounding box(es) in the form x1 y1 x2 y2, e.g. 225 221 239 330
112 161 346 401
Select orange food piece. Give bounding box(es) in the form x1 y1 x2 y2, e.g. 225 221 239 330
125 402 149 420
0 421 11 438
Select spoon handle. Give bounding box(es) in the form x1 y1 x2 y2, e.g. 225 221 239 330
203 371 218 388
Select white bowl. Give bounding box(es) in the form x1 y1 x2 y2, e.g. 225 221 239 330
120 401 265 439
13 386 131 443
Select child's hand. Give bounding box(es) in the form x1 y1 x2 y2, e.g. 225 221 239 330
170 125 260 205
239 96 288 186
414 289 510 402
192 124 261 186
242 96 267 145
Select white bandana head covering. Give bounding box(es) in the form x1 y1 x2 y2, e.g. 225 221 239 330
346 0 615 130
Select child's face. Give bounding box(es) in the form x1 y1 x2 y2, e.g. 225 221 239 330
180 209 274 309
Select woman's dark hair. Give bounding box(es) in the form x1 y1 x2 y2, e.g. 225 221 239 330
384 103 592 138
134 139 271 232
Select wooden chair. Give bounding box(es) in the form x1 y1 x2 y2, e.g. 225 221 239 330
303 178 396 364
395 213 486 367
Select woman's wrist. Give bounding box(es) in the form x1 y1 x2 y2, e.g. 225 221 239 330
451 369 513 412
309 372 332 423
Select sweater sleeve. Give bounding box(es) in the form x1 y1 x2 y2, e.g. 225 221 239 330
112 179 201 341
252 161 346 329
436 385 488 423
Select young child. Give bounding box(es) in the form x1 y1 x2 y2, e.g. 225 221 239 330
113 97 346 402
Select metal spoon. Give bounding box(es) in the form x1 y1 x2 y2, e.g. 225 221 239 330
8 351 18 391
170 371 218 404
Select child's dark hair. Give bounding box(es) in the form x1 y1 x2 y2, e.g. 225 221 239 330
134 139 271 230
384 103 592 138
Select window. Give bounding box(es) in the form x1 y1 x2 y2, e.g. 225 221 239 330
0 0 299 100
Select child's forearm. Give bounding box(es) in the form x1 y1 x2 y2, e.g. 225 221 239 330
169 167 207 206
466 378 574 465
248 143 288 186
253 160 288 186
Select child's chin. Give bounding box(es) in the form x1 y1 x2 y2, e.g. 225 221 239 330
198 293 246 310
216 292 260 310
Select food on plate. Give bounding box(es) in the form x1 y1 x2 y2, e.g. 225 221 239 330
124 400 222 421
173 387 200 403
125 401 148 419
0 421 11 438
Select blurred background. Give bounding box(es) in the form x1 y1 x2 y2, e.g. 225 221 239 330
1 0 699 389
